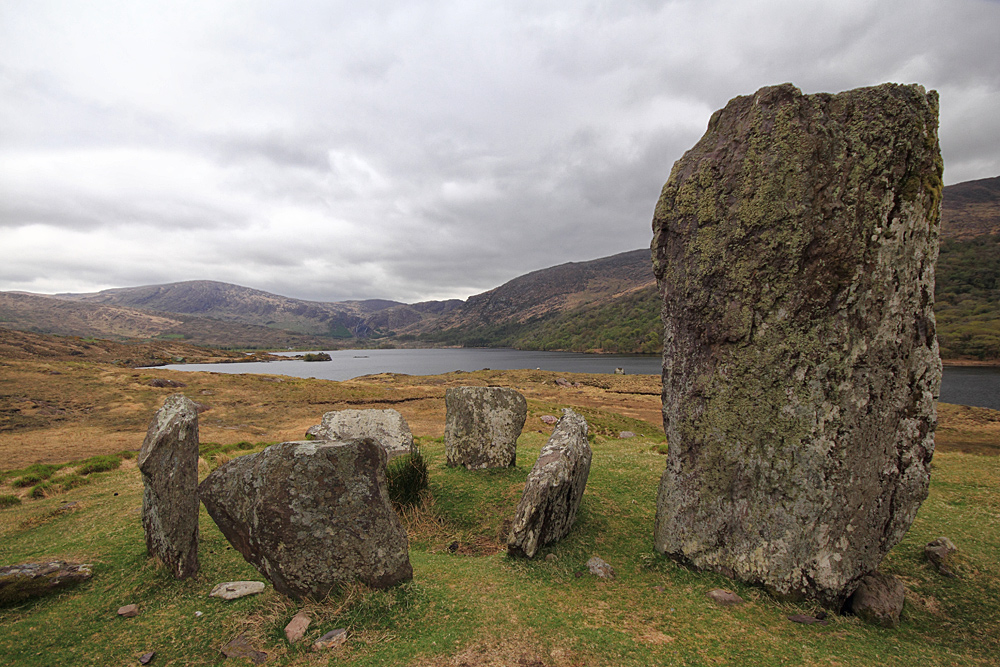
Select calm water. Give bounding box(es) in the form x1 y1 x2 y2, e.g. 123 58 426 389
158 348 1000 411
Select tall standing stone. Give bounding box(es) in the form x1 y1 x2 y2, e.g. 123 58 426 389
508 408 591 558
139 393 200 579
199 438 412 599
651 83 943 609
445 386 527 469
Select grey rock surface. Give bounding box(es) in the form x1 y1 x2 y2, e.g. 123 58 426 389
587 556 615 579
651 83 943 609
313 629 348 651
0 561 93 604
139 393 200 579
199 438 412 599
445 386 527 469
209 581 266 600
847 572 905 628
508 409 591 558
311 409 414 459
117 604 139 617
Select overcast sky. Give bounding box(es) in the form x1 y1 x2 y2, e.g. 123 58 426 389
2 0 998 304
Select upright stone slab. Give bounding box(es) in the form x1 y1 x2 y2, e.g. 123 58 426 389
198 438 412 599
651 83 943 609
445 386 527 469
508 409 591 558
311 409 414 459
139 393 200 578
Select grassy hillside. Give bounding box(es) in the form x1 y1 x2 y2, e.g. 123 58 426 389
0 358 998 665
936 234 1000 361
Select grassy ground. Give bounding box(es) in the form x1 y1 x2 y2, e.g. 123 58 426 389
1 350 998 665
0 404 998 664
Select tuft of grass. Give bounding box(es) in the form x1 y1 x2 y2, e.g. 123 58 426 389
76 455 121 475
386 449 429 508
51 474 90 492
0 494 21 508
28 481 53 499
117 449 138 460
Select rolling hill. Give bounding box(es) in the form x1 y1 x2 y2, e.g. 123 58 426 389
1 176 996 358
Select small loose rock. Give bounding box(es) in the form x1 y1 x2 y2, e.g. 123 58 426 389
586 556 615 580
618 431 636 439
925 537 959 577
284 611 311 644
221 634 267 664
210 581 265 600
118 604 139 618
139 651 155 665
706 589 744 606
545 554 557 562
313 629 347 651
540 415 559 425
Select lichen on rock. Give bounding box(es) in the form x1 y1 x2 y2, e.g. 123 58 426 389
651 83 943 610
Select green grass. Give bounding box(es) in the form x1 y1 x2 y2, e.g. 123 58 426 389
0 435 997 665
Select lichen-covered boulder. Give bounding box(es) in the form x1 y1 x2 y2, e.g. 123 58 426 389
139 393 200 579
445 386 527 469
198 438 412 599
508 409 591 558
651 83 943 609
310 409 414 459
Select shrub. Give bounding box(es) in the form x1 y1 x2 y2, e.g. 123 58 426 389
386 449 428 508
0 494 21 509
117 450 137 460
77 455 121 475
11 464 60 487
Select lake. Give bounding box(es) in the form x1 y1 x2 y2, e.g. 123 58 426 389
158 348 1000 411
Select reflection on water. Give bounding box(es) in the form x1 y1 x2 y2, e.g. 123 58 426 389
158 348 999 411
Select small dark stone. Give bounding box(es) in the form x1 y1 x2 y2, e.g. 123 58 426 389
846 572 905 628
139 651 155 665
221 634 267 664
925 537 959 577
448 541 459 553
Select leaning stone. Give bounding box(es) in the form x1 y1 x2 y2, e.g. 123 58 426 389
139 393 200 579
312 629 348 651
445 386 527 469
847 572 905 628
221 634 267 664
0 561 93 604
284 611 311 644
651 83 943 610
925 537 959 577
587 556 615 580
310 409 414 459
199 439 412 599
117 603 139 617
706 589 744 606
508 409 591 558
209 581 266 600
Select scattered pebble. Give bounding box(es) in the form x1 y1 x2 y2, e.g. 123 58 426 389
706 589 744 606
619 431 636 439
209 581 265 600
312 629 347 651
586 556 615 580
139 651 155 665
118 604 139 618
221 633 267 664
284 611 311 644
194 611 203 618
